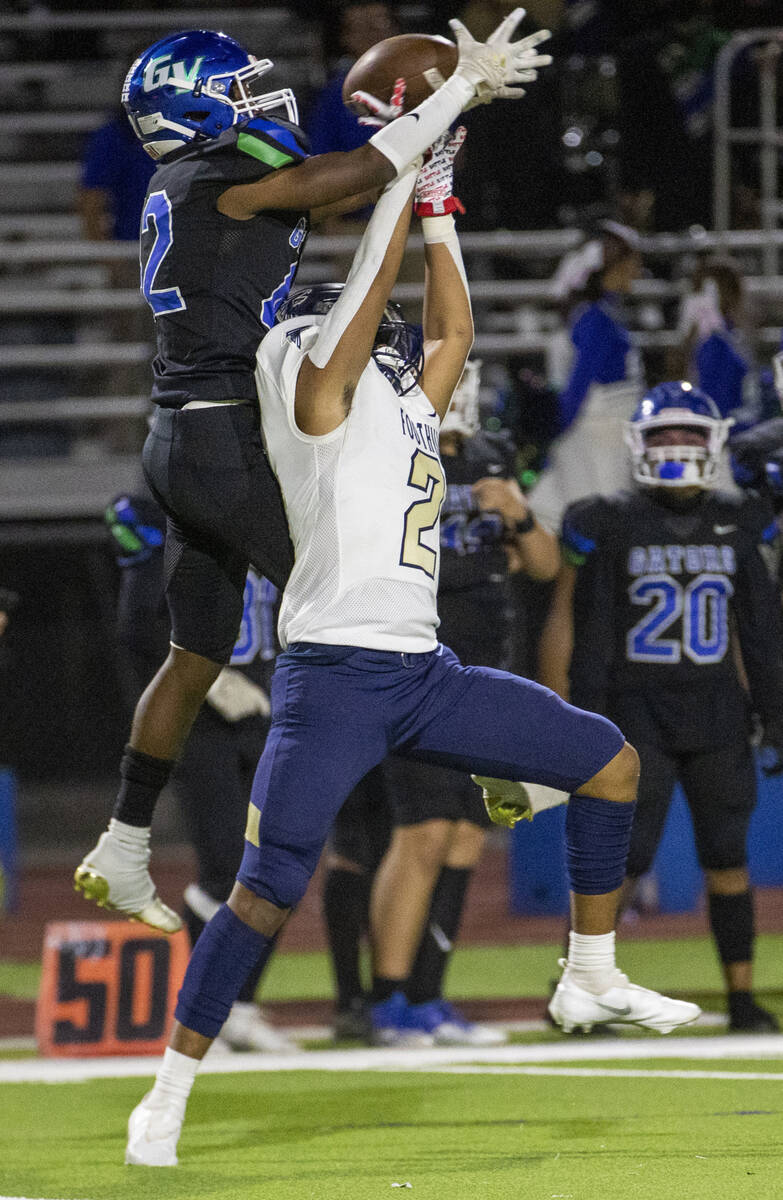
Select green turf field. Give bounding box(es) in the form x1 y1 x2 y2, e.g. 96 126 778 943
2 1054 783 1200
3 932 783 1005
3 936 783 1197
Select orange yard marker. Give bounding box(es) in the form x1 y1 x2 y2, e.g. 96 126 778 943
36 920 189 1057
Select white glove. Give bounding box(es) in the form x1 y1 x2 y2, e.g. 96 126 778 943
350 77 407 128
205 667 271 723
415 126 467 216
472 775 569 827
450 7 552 110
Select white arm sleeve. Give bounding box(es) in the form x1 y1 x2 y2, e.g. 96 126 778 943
421 213 472 323
308 164 418 370
369 73 475 176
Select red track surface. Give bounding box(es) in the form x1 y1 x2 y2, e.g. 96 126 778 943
3 847 782 1037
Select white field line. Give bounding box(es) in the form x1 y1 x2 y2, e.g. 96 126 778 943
2 1032 783 1084
431 1065 783 1081
0 1013 727 1055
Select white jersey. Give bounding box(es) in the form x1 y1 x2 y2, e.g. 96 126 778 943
256 317 443 652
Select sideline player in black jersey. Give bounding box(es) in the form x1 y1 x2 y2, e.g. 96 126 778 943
324 361 560 1044
104 494 297 1052
552 381 783 1032
74 17 554 929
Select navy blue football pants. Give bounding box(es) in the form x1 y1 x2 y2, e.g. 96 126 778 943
237 642 625 909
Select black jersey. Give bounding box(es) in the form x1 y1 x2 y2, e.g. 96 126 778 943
139 117 309 408
562 488 783 724
438 429 517 665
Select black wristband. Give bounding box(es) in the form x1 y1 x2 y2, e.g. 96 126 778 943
511 512 536 536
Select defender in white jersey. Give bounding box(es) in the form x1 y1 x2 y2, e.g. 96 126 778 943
125 126 699 1168
257 307 442 652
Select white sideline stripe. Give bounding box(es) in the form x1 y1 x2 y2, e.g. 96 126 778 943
432 1066 783 1081
2 1033 783 1084
0 1013 726 1055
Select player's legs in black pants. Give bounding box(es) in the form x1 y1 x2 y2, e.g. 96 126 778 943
76 404 293 927
323 766 392 1039
682 741 779 1033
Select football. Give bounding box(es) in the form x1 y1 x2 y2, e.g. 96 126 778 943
342 34 458 116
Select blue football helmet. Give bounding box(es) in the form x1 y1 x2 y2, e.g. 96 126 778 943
625 381 732 489
276 284 424 396
122 29 299 160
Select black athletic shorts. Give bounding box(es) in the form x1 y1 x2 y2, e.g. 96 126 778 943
142 403 294 664
612 689 757 876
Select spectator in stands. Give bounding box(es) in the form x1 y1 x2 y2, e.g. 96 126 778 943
674 257 762 429
307 1 399 157
532 224 644 694
526 222 643 542
77 107 155 243
77 100 156 413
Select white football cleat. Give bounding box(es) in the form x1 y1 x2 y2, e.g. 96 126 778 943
548 961 701 1035
74 830 182 933
125 1093 184 1167
218 1003 301 1053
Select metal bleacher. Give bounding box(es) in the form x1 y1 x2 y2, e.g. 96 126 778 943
1 15 783 536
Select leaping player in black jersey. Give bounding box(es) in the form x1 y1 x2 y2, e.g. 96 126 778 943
74 14 554 930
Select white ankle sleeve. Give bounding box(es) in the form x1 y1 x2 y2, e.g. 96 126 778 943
370 73 475 176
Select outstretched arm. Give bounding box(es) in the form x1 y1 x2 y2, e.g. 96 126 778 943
294 165 418 435
416 130 473 417
218 10 551 218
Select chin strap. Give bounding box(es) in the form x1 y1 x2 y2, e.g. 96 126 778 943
308 165 418 370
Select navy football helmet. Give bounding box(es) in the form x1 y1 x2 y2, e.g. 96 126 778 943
122 29 299 160
276 284 424 396
625 381 732 489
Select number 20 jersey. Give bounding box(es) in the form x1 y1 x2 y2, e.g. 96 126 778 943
139 118 309 408
255 318 443 653
562 488 783 709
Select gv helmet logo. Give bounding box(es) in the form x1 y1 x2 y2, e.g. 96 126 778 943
143 54 205 93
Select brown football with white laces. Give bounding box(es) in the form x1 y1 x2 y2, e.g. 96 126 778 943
342 34 458 116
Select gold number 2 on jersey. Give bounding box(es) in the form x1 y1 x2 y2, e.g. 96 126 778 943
400 449 445 577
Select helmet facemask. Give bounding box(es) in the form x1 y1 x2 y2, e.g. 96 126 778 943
625 408 731 489
372 303 424 397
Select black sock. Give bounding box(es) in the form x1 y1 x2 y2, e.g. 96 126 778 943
371 975 405 1003
708 889 754 966
112 745 175 827
406 866 472 1005
323 868 370 1011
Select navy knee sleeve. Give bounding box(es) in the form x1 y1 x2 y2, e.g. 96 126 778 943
175 903 274 1038
566 794 636 895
